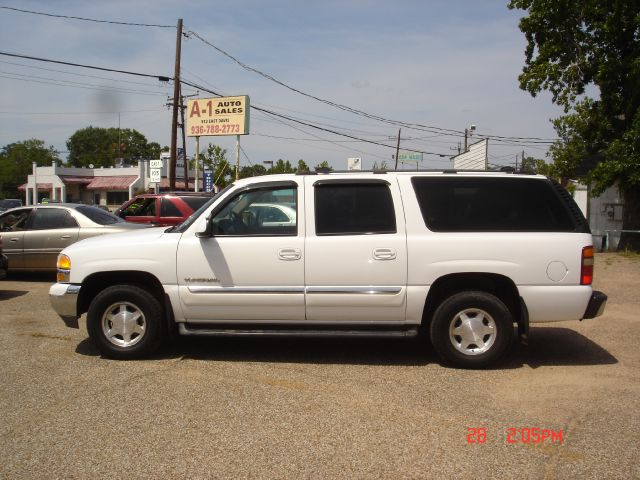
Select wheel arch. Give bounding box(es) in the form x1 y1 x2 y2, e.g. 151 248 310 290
422 272 525 331
78 271 166 317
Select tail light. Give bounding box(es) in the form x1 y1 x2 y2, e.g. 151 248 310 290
581 246 594 285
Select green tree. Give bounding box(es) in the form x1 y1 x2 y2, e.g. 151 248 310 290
0 139 59 198
296 159 310 173
272 159 295 174
200 143 235 188
314 161 333 171
520 157 554 176
509 0 640 250
66 126 159 167
239 164 268 179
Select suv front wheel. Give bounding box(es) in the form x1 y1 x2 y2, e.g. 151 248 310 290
87 284 165 360
430 291 514 368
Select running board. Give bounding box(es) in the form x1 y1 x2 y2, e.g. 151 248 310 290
178 324 419 338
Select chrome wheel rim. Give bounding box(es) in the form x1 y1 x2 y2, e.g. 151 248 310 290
449 308 496 356
101 301 146 348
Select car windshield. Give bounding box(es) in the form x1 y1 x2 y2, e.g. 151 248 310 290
76 205 125 225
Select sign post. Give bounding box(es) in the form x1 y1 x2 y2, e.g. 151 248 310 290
149 159 162 189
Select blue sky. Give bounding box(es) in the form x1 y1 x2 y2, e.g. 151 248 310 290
0 1 565 170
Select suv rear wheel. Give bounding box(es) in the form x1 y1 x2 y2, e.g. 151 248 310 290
87 284 165 360
430 291 513 368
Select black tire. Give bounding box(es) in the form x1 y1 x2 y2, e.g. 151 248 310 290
429 291 513 369
87 284 165 360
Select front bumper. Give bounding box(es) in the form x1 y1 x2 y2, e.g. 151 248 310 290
49 283 81 328
583 291 607 319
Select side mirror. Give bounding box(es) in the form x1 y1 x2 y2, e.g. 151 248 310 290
196 215 213 238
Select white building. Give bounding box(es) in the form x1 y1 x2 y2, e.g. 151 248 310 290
21 160 200 209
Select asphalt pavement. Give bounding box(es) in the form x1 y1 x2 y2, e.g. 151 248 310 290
0 253 638 479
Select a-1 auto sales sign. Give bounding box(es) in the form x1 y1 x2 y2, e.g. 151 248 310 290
186 95 250 137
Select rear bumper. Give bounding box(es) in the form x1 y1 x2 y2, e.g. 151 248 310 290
49 283 81 328
583 291 607 319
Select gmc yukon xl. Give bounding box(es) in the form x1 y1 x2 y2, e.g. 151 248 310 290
50 171 607 368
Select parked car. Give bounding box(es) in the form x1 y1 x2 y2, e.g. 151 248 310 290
114 192 215 227
0 204 148 271
0 235 7 279
0 199 23 212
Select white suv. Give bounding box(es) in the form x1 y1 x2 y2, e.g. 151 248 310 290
50 171 607 368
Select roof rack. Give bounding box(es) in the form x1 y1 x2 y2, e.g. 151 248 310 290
295 169 388 175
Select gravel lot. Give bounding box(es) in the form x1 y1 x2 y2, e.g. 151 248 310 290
0 252 638 479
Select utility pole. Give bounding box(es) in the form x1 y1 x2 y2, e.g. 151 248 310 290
169 18 183 191
168 89 199 190
394 129 401 170
179 85 188 189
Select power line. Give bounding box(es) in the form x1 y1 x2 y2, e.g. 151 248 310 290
180 78 451 157
185 29 559 143
0 60 172 89
0 51 171 81
0 6 175 28
0 70 169 96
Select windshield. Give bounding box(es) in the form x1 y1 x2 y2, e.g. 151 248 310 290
76 205 125 225
172 185 231 233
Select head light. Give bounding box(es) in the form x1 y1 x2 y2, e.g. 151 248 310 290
56 254 71 282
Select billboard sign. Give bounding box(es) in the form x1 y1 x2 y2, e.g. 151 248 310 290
398 151 423 163
187 96 250 137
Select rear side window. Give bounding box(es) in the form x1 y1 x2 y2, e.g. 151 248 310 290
30 208 78 230
161 198 182 217
315 182 396 235
182 196 212 210
411 177 581 232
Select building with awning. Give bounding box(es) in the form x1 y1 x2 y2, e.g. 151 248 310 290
22 160 204 210
22 161 149 209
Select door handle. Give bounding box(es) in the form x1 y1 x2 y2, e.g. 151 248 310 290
373 248 396 260
60 235 71 239
278 248 301 261
10 238 19 242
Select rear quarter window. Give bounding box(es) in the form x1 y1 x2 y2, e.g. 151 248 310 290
411 177 585 232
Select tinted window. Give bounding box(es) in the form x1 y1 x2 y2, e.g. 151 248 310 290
315 182 396 235
182 196 213 210
30 208 78 230
76 205 123 225
161 198 182 217
211 186 297 236
411 177 578 232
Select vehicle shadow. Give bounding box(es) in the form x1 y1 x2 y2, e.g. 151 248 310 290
171 336 437 367
6 271 56 283
74 326 617 369
502 326 618 369
0 289 29 300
